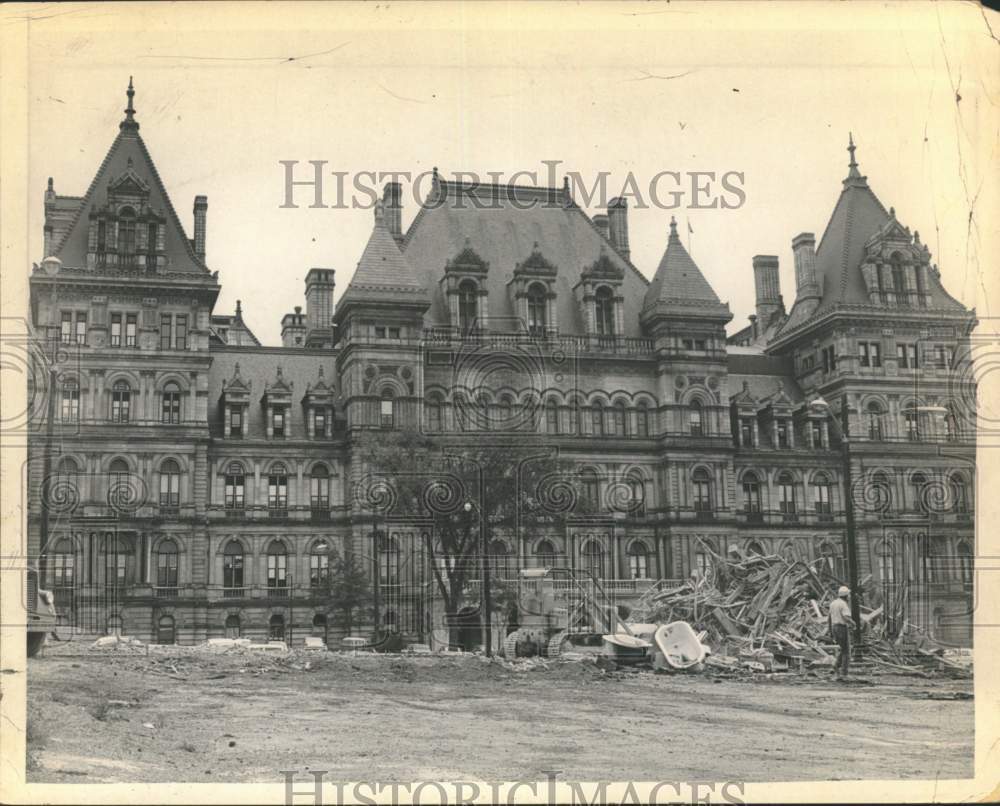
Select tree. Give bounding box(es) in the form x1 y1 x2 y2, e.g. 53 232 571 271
355 428 574 649
327 550 372 636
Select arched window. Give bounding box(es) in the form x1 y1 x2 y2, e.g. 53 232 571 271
777 471 797 515
626 472 645 517
878 540 897 586
156 539 179 589
950 473 970 514
269 613 285 641
695 548 713 581
595 286 615 337
380 389 395 430
867 401 885 441
147 222 159 266
156 615 175 645
103 534 129 587
818 540 843 577
489 539 510 578
118 206 137 266
107 458 130 505
546 398 560 434
590 401 605 436
268 463 288 513
582 540 604 580
903 404 920 441
378 534 400 586
688 399 703 436
266 540 288 589
612 400 628 437
741 472 762 515
636 402 650 438
957 540 973 585
527 283 547 336
225 614 240 638
426 394 443 432
310 541 330 588
162 382 181 424
223 540 245 591
159 459 180 508
312 613 328 642
627 541 650 579
110 380 131 423
458 279 478 335
746 540 765 558
50 537 75 588
692 468 712 512
498 395 514 430
535 539 556 568
811 472 832 515
871 470 893 513
60 377 80 422
567 397 581 435
224 462 245 511
891 255 907 304
910 472 928 513
580 469 601 511
310 464 330 511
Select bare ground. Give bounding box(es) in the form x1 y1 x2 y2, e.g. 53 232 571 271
25 643 973 784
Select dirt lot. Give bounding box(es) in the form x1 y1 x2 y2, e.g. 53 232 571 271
25 641 973 784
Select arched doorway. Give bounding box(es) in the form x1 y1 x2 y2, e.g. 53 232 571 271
157 615 176 645
312 613 328 646
269 613 285 642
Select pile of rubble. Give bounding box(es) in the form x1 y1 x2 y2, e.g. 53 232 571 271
628 544 971 678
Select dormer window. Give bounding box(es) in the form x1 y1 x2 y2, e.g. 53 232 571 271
119 207 137 269
273 407 286 438
776 419 790 448
527 283 547 336
595 286 615 337
740 417 754 447
230 408 243 437
458 280 478 335
314 408 326 435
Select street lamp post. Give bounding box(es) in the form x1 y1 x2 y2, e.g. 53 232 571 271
464 500 492 656
810 393 863 653
372 516 381 638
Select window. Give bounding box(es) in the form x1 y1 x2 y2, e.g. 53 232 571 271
159 459 180 507
268 463 288 511
636 403 650 438
156 539 179 588
891 260 906 303
229 407 243 437
568 398 580 435
527 283 547 336
950 474 969 513
933 345 952 369
944 408 959 442
147 223 158 263
103 534 128 587
269 614 285 641
695 549 712 581
957 540 973 585
776 419 789 448
489 540 510 578
162 383 181 424
581 540 604 580
742 473 761 513
110 313 122 347
266 540 288 588
160 314 172 350
897 343 918 369
223 540 244 589
812 474 832 514
374 326 386 339
818 541 843 577
51 537 75 587
903 405 920 441
426 395 442 432
458 280 478 334
626 473 645 516
688 400 703 436
535 539 556 568
591 402 604 436
595 286 615 337
60 379 79 422
125 313 137 347
310 464 329 510
822 345 837 373
627 541 649 579
682 338 693 350
581 469 601 510
612 401 627 437
867 402 885 441
777 472 796 514
498 395 513 430
692 468 712 512
546 399 559 434
314 408 327 436
175 315 187 351
119 207 136 266
859 341 881 368
97 219 107 252
380 390 394 429
740 417 754 447
378 534 400 585
225 614 241 638
272 407 286 438
224 462 245 510
110 380 131 423
910 472 928 513
387 326 400 339
72 312 87 345
310 546 330 587
107 459 130 507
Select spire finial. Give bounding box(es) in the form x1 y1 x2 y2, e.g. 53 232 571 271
669 216 679 239
120 76 139 132
845 132 863 179
235 299 243 318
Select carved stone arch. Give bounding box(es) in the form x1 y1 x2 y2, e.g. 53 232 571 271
101 453 138 473
150 533 185 555
376 376 408 397
155 372 191 394
263 458 291 476
155 453 190 474
680 386 712 406
217 535 251 556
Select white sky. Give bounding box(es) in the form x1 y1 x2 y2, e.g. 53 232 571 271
22 1 998 345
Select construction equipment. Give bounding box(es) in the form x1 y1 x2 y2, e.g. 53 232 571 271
26 565 57 657
502 568 639 659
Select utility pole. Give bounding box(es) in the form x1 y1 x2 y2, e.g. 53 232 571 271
838 391 863 651
38 367 57 586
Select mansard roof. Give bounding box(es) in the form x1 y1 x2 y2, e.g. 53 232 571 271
47 80 211 276
399 175 648 337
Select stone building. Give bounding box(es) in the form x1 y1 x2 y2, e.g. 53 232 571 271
27 83 976 648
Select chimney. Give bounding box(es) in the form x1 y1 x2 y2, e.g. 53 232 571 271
593 213 610 241
752 255 782 323
792 232 820 300
607 197 630 259
304 267 336 337
193 196 208 261
383 182 403 241
281 305 307 347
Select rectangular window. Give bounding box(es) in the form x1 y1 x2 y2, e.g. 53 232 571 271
813 483 831 513
61 311 72 344
776 420 789 448
75 313 87 344
310 476 328 509
230 408 243 437
61 388 79 421
740 419 754 447
811 420 823 447
175 315 187 351
870 342 881 368
694 339 706 351
779 483 796 513
374 326 386 339
314 409 326 436
822 345 837 373
272 408 285 438
380 398 394 429
859 342 870 367
682 338 694 350
160 314 172 350
224 475 244 509
268 477 288 509
310 554 329 587
896 343 908 368
388 326 400 339
110 314 122 347
156 552 178 588
125 314 137 347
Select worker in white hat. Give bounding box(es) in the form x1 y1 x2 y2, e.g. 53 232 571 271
828 585 857 679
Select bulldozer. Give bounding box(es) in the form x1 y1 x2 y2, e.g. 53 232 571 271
502 567 645 660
